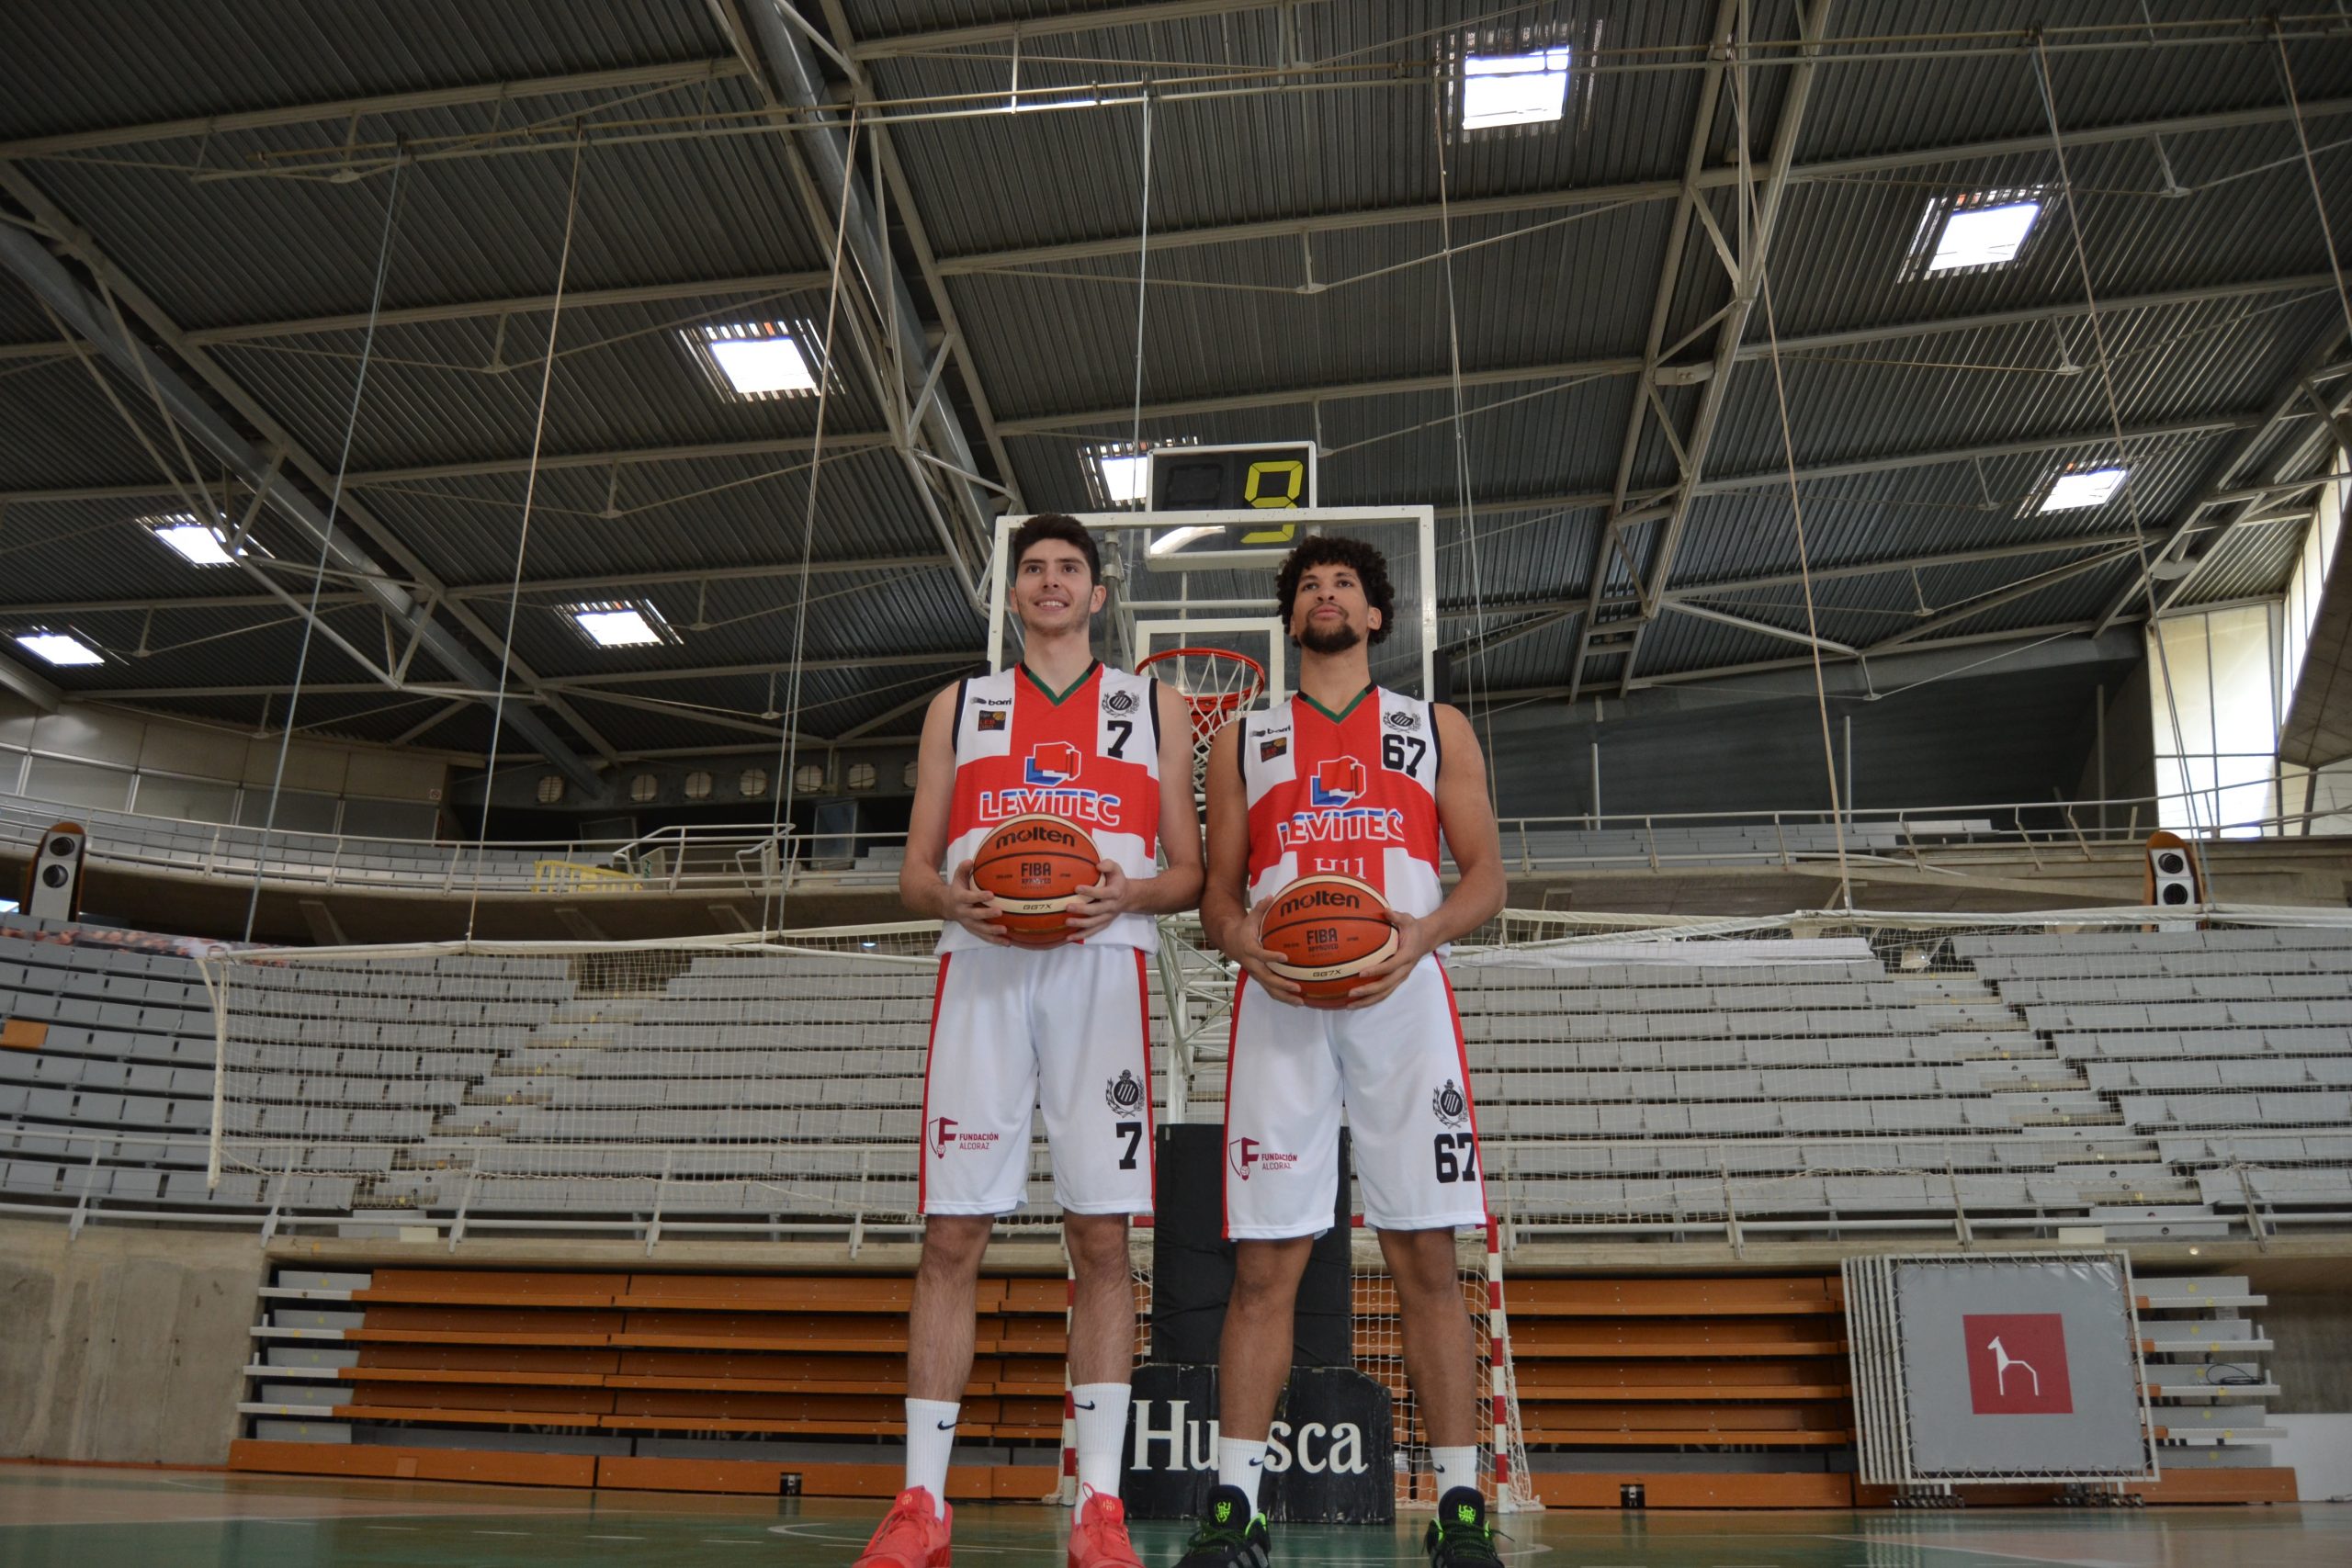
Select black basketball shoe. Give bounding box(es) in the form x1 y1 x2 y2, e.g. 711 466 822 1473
1424 1486 1502 1568
1170 1484 1271 1568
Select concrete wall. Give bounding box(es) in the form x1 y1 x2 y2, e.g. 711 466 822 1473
2072 659 2157 820
2263 1292 2352 1413
0 1218 264 1464
0 692 451 837
2272 1416 2352 1502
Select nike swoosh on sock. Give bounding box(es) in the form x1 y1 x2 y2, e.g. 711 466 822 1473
1074 1400 1097 1410
936 1419 957 1429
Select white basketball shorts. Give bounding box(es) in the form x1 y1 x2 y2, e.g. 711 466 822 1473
1223 953 1487 1239
920 942 1156 1217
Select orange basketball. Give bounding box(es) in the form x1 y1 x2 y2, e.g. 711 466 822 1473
1259 874 1398 1008
971 814 1101 948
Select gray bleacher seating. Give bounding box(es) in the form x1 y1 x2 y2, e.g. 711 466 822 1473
5 917 2349 1237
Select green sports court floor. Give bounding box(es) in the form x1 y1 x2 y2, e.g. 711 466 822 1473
1 1468 2346 1568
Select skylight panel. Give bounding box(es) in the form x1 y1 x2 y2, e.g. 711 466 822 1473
566 600 675 649
1082 437 1199 509
1910 190 2046 277
1462 47 1571 130
2040 467 2128 513
684 321 819 400
16 630 104 667
142 512 237 567
1095 451 1148 506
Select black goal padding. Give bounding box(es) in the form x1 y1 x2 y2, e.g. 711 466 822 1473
1122 1360 1395 1523
1150 1122 1351 1368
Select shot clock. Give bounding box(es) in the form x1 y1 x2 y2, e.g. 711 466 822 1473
1145 441 1319 567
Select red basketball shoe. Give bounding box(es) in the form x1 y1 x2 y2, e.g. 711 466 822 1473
854 1487 954 1568
1068 1486 1144 1568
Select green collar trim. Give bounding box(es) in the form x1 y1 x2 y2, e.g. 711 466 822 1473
1020 660 1100 705
1298 683 1374 725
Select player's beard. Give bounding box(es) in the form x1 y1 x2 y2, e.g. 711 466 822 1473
1298 616 1363 655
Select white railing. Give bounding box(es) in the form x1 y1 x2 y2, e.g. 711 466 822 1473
0 784 2342 903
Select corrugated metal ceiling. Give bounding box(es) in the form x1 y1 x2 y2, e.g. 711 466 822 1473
1 1 2348 763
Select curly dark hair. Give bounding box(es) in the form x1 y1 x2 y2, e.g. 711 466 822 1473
1272 535 1394 645
1008 513 1101 583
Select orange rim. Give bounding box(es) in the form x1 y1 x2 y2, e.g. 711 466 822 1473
1136 646 1267 738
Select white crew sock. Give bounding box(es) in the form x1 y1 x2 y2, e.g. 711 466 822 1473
904 1397 960 1517
1216 1436 1270 1511
1071 1382 1131 1501
1430 1445 1480 1495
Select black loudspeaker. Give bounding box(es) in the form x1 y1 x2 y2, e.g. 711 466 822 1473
1149 1123 1351 1367
25 821 86 921
2143 831 2200 908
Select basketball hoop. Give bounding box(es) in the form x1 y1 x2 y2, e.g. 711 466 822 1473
1136 646 1267 786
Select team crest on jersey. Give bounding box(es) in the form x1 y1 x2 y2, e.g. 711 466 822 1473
1385 708 1420 730
1103 687 1137 715
1259 734 1288 761
1432 1079 1469 1128
1024 740 1082 785
1309 756 1365 807
1105 1069 1145 1113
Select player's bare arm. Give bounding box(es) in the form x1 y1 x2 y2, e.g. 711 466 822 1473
1341 704 1506 1009
1066 681 1204 937
899 682 1010 945
1200 720 1305 1005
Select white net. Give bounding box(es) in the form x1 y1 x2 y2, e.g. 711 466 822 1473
1136 645 1267 789
1352 1229 1540 1513
1106 1228 1538 1514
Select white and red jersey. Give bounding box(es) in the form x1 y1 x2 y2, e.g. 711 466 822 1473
941 660 1164 953
1237 685 1443 918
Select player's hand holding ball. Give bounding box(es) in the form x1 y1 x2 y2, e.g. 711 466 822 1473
1061 860 1129 940
944 860 1012 946
1220 899 1306 1006
1337 907 1432 1009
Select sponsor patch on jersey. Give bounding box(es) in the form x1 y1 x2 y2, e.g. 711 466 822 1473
1023 740 1081 785
977 710 1007 732
978 786 1124 826
1259 734 1288 761
1273 804 1408 852
1309 755 1365 807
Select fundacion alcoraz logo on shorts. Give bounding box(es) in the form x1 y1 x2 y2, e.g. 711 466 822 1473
1228 1137 1297 1179
930 1115 1001 1156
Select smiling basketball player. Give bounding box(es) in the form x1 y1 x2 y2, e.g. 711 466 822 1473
860 514 1201 1568
1175 536 1506 1568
